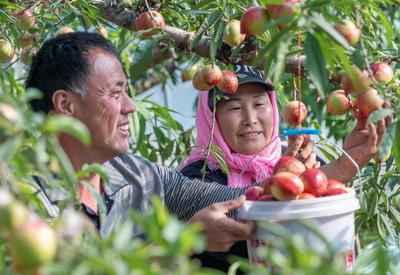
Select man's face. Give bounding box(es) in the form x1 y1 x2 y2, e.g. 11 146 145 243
71 49 136 161
216 83 273 155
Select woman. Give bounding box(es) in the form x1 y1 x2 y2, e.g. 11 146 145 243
179 64 390 273
180 64 321 188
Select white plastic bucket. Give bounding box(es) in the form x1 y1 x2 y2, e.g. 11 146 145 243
237 191 360 270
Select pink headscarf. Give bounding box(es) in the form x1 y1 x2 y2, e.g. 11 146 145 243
179 89 282 188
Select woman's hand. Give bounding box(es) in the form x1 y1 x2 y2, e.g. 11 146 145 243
283 135 320 169
340 107 392 172
321 105 392 181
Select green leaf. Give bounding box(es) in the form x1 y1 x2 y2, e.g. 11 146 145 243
309 12 350 50
0 1 20 9
260 0 285 4
191 10 222 49
0 135 23 161
131 39 158 80
210 145 225 157
374 121 396 163
380 212 396 241
332 43 354 81
77 163 110 184
313 32 336 70
393 120 400 171
228 262 243 275
135 116 148 155
211 151 231 177
133 99 150 119
315 146 335 162
389 205 400 226
154 127 167 144
376 214 386 241
376 9 393 48
210 20 226 64
273 36 290 84
367 108 393 124
42 115 90 147
304 32 329 98
256 28 289 67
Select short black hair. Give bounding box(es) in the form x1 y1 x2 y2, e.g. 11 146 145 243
26 32 118 113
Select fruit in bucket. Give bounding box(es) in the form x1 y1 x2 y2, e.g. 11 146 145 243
257 193 275 201
244 186 265 201
240 7 269 36
282 100 307 126
326 89 351 115
298 192 316 200
273 156 306 176
217 69 239 94
300 168 328 197
324 179 348 196
270 172 304 200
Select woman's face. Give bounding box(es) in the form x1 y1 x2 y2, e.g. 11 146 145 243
216 83 273 155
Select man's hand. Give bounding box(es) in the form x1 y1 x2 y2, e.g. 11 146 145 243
284 135 320 169
188 196 255 252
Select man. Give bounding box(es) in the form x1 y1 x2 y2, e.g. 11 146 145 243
26 32 253 252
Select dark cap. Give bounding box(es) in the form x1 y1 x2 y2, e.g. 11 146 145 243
208 64 274 108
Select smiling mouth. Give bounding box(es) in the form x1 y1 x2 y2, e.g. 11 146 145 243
118 124 129 138
239 131 262 138
118 124 129 131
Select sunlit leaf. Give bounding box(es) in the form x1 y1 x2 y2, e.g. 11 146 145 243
309 12 350 50
191 10 222 49
131 39 158 80
210 20 226 64
368 109 393 124
304 32 329 98
394 120 400 171
42 115 90 147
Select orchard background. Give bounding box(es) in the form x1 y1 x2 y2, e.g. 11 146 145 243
0 0 400 274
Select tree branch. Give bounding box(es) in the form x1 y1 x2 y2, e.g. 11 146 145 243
94 1 306 73
133 60 178 94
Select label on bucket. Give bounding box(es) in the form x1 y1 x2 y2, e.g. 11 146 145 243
340 249 355 270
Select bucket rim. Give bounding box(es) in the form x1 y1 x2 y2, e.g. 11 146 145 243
244 190 357 206
237 190 360 221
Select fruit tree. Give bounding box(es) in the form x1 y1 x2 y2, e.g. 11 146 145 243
0 0 399 274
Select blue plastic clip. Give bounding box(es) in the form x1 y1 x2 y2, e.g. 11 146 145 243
282 128 321 136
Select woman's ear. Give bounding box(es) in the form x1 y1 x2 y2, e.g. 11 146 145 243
52 90 77 116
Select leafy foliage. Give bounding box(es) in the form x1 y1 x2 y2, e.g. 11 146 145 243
0 0 399 274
